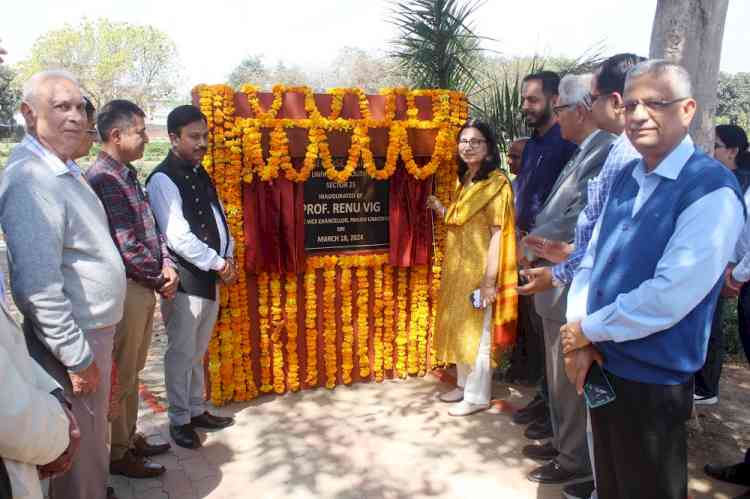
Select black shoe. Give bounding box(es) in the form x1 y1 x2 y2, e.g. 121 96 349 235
563 479 595 499
512 394 548 425
522 442 559 461
527 460 591 484
704 462 750 486
169 423 201 449
524 416 553 440
191 411 235 430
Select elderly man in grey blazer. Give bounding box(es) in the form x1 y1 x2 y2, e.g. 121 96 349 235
0 70 126 499
519 73 616 485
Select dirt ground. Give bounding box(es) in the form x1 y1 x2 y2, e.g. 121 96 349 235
1 248 747 498
690 360 750 474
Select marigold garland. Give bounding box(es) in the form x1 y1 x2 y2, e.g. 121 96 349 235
372 262 385 381
196 82 469 401
270 273 286 394
284 273 300 392
355 259 371 379
412 266 430 376
196 84 259 404
406 269 419 376
395 267 409 379
339 260 355 384
257 272 273 393
322 255 338 389
304 259 319 387
382 264 395 372
231 85 466 184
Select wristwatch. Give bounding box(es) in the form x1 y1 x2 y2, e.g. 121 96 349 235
50 388 72 410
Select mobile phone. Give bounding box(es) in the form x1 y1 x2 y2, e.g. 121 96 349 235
583 363 616 409
468 288 483 309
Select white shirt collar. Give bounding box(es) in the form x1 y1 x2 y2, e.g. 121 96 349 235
634 134 695 181
22 134 82 178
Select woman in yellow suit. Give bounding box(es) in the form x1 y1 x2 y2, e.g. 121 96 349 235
428 119 518 416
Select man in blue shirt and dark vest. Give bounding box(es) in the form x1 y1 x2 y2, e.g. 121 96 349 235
560 61 745 498
510 71 578 441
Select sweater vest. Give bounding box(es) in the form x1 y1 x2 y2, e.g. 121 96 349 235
587 151 744 384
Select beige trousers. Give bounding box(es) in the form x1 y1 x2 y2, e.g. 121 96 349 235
110 280 156 461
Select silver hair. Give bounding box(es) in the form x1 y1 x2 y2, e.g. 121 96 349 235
558 73 594 110
22 69 80 108
624 59 693 98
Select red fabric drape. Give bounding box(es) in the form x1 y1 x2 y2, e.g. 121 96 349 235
388 164 433 267
244 171 305 274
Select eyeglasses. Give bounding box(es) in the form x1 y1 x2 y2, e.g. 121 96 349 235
622 97 690 114
459 138 487 148
553 103 575 116
589 91 613 104
86 128 98 137
714 143 726 150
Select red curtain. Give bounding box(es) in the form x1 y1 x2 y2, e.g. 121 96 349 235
388 165 433 267
243 165 434 273
244 172 306 274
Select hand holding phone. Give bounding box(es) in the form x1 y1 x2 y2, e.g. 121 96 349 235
583 363 616 409
469 288 483 309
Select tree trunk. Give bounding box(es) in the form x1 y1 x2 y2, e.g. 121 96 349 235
649 0 729 154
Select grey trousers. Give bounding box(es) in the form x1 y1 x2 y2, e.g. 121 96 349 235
162 289 219 426
49 328 114 499
542 316 591 474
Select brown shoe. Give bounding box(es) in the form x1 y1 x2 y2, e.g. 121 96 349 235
110 450 166 478
132 433 171 457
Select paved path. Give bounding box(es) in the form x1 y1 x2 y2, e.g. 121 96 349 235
0 243 745 499
113 328 748 499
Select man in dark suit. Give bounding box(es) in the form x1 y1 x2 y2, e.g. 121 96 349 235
520 73 616 485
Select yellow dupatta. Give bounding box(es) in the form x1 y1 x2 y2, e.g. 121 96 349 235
443 170 518 350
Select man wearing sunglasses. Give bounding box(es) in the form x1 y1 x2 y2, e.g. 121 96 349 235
560 61 745 499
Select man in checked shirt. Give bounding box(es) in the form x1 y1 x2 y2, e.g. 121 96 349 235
86 100 179 479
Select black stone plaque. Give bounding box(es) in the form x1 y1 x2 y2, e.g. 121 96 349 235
304 158 389 251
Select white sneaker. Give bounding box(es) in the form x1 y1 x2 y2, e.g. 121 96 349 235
694 393 718 405
439 387 464 403
448 400 489 416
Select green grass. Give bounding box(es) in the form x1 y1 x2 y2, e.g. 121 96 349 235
0 142 12 167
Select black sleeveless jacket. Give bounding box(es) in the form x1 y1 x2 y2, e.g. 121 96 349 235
147 151 229 300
